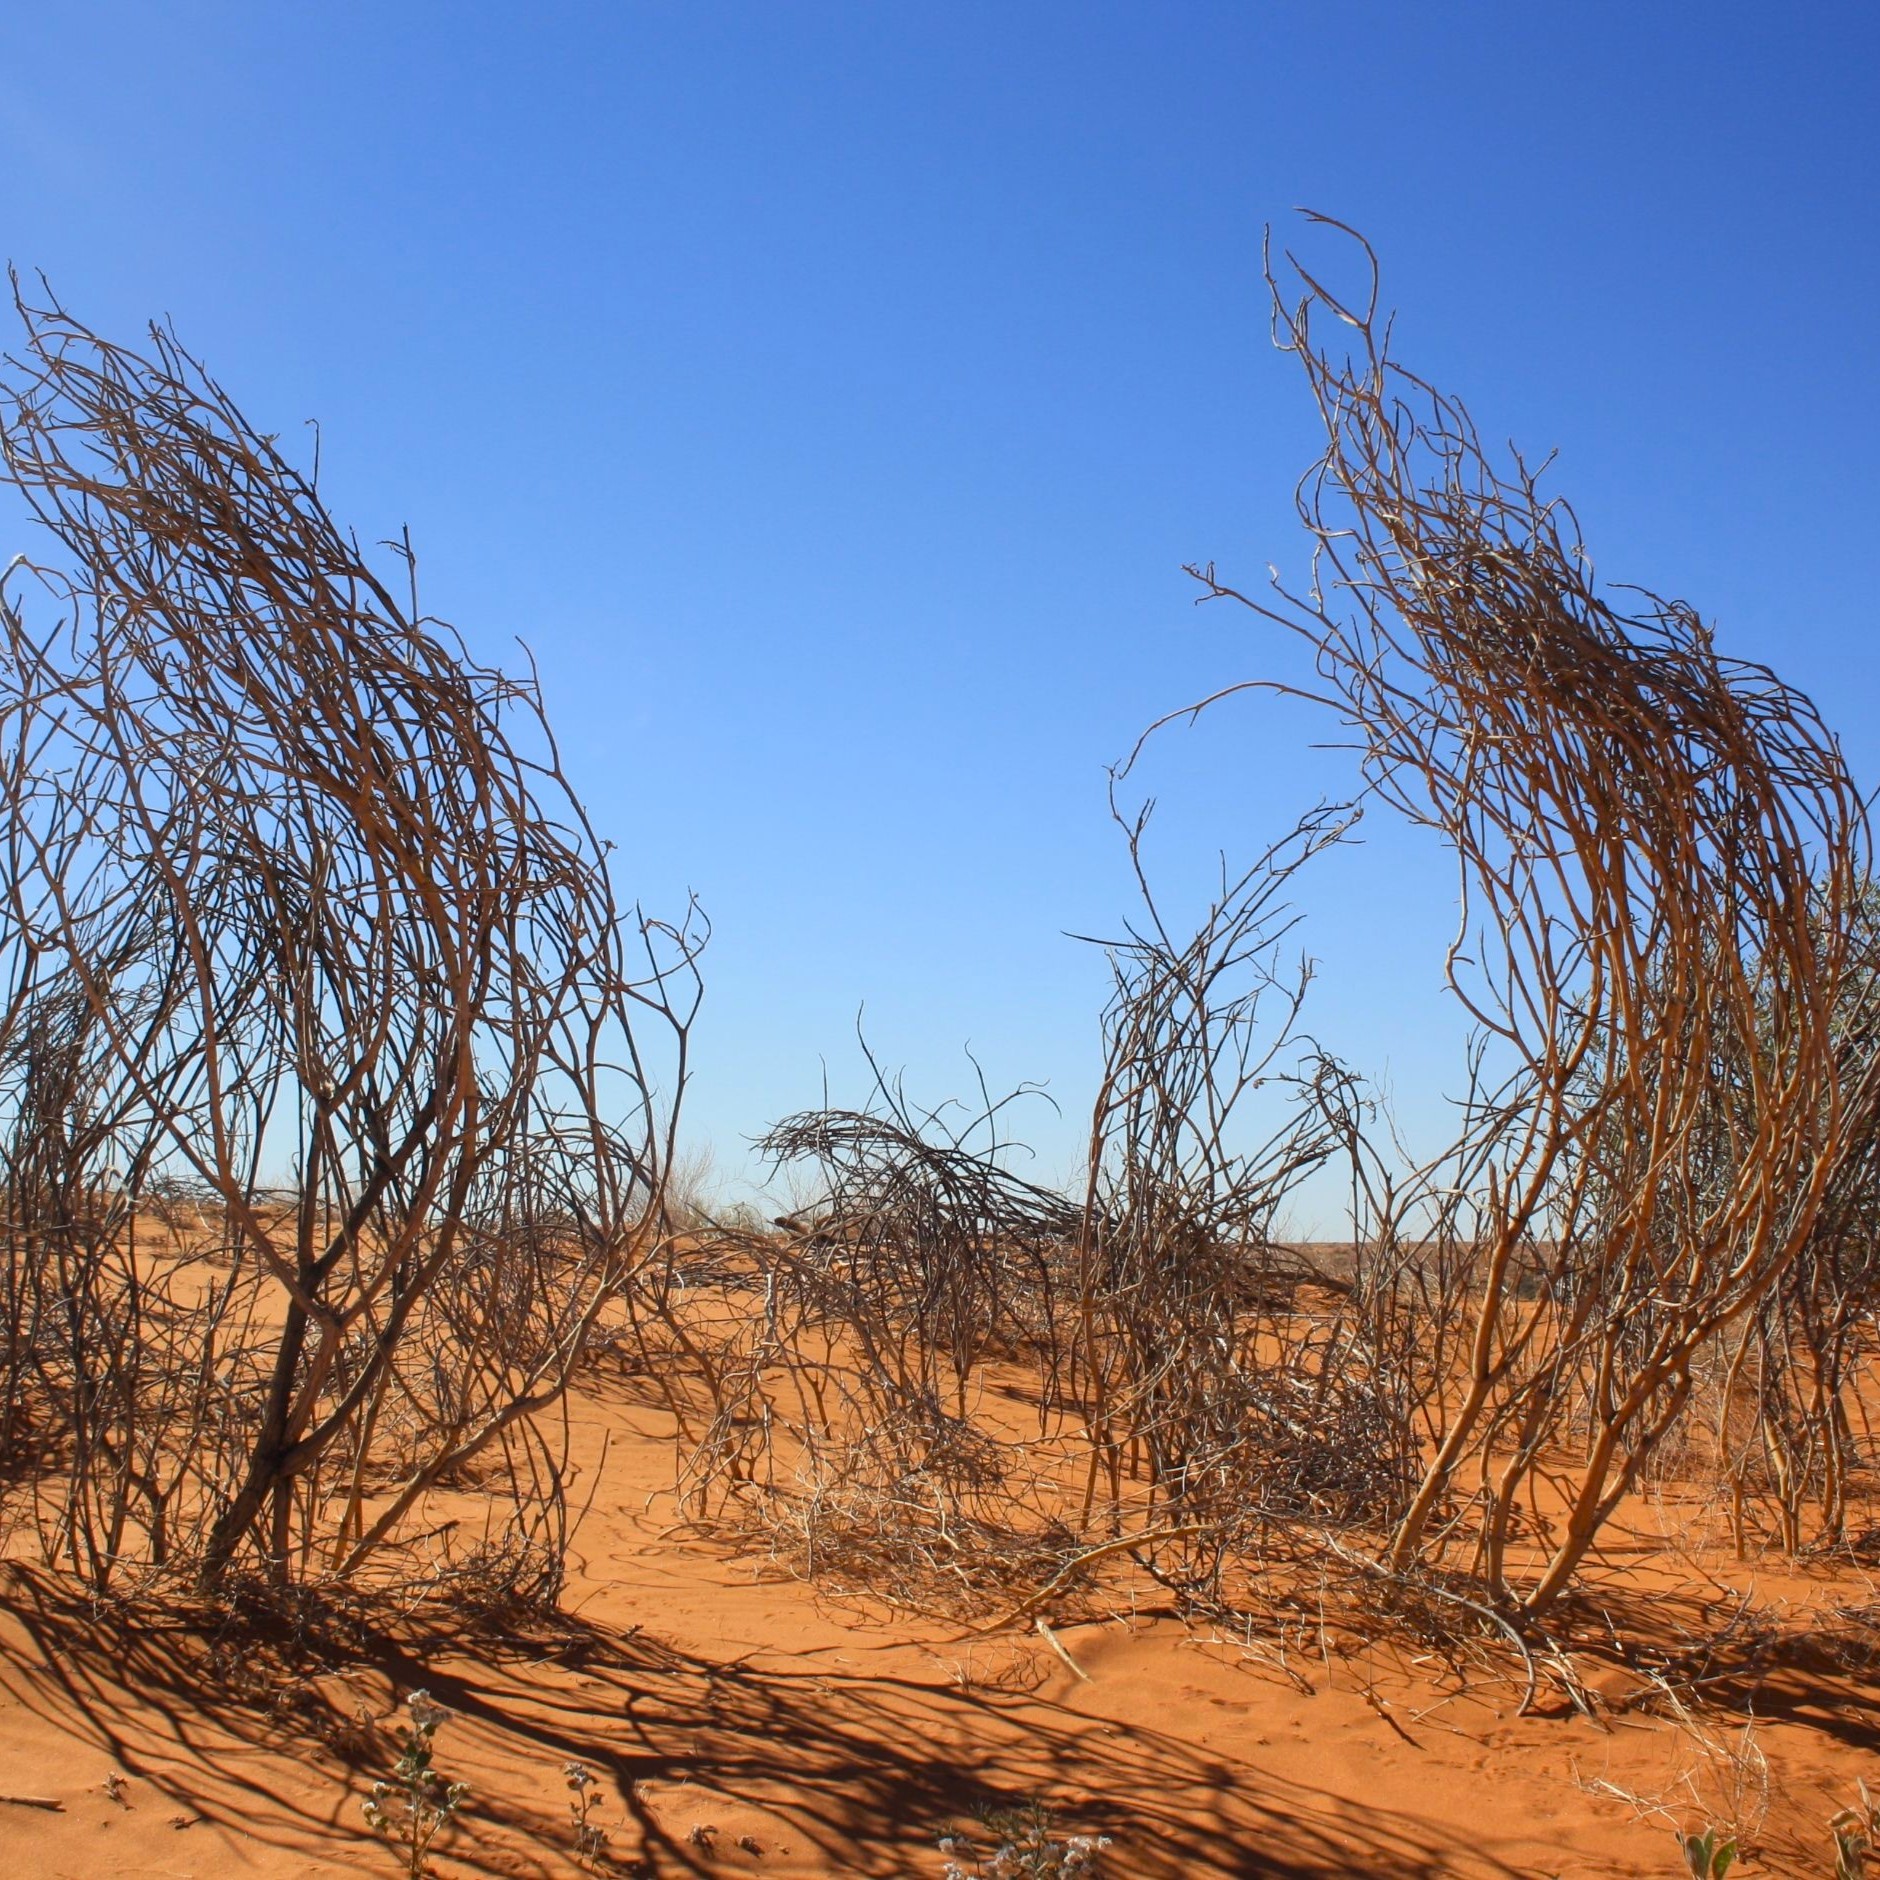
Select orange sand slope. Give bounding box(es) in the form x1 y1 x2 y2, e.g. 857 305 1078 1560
2 1378 1876 1879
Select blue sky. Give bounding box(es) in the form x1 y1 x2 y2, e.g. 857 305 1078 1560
3 4 1875 1220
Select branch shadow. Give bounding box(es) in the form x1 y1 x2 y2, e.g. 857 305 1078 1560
0 1563 1571 1877
1561 1575 1880 1756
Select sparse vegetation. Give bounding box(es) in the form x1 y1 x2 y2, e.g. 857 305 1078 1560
362 1690 468 1879
0 220 1876 1878
1831 1782 1878 1879
1677 1825 1738 1880
620 222 1879 1685
937 1800 1111 1879
564 1759 610 1870
0 281 702 1603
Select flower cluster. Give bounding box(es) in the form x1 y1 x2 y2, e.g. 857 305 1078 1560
362 1689 469 1879
565 1759 610 1869
936 1800 1112 1879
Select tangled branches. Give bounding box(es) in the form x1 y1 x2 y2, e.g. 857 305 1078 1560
1183 215 1870 1616
632 1075 1082 1608
0 278 700 1598
653 810 1416 1611
651 220 1878 1639
1067 795 1416 1568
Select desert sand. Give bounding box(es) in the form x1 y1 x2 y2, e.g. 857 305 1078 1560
3 1353 1876 1880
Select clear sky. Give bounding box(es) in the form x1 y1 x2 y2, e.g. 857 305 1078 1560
3 4 1875 1221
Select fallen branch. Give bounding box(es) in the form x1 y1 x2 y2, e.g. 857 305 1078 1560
1035 1617 1091 1682
973 1523 1208 1633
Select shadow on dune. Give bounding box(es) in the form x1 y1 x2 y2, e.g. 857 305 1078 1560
1558 1572 1880 1759
0 1562 1547 1878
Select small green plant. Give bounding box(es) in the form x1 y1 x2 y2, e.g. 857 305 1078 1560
363 1689 469 1878
937 1799 1110 1879
564 1760 610 1870
1676 1826 1737 1880
1831 1782 1878 1880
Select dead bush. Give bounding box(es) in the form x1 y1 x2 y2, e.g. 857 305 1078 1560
0 279 701 1598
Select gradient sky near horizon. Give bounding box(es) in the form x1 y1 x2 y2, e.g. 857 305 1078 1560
2 4 1876 1222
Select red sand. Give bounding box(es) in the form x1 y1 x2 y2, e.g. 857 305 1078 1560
3 1368 1876 1878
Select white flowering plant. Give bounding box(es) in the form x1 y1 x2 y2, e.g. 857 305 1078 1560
564 1759 610 1870
363 1689 469 1878
936 1799 1112 1879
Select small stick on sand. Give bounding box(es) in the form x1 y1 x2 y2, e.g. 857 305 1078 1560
0 1794 63 1811
1034 1618 1091 1682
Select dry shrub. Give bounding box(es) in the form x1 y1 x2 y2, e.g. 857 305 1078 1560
1181 217 1870 1617
1064 794 1419 1595
649 805 1422 1612
647 221 1880 1642
640 1079 1085 1608
0 279 701 1601
1714 887 1880 1554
